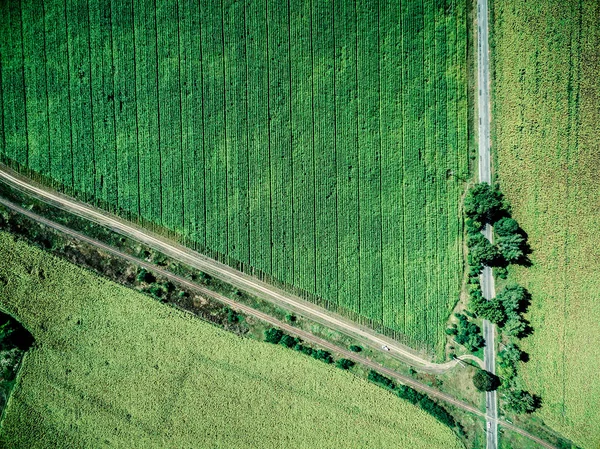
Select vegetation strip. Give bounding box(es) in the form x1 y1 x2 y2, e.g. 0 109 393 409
0 194 561 449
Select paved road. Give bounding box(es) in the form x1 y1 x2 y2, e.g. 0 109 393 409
0 165 471 374
477 0 498 447
0 194 559 449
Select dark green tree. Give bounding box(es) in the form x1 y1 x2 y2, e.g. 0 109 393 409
473 369 500 392
498 343 523 382
468 233 500 266
349 345 362 353
464 183 505 223
476 299 506 324
494 217 519 236
264 328 284 344
497 233 525 262
505 389 537 414
336 358 355 370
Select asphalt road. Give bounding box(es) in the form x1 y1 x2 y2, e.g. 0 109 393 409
477 0 498 447
0 193 559 449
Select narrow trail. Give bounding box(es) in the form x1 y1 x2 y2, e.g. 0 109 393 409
0 164 473 374
0 193 558 449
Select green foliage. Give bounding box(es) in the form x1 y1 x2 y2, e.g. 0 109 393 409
497 233 525 262
494 217 519 236
472 369 499 392
498 343 523 382
264 328 284 345
464 183 505 223
279 334 299 349
476 299 506 324
504 389 537 414
336 358 355 370
349 345 362 353
467 233 500 266
136 268 156 284
367 371 396 390
453 314 484 352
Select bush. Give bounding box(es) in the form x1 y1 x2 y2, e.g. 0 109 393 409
396 385 424 404
473 369 500 392
312 349 333 364
349 345 362 353
264 328 283 344
336 358 355 370
368 371 396 390
280 334 299 348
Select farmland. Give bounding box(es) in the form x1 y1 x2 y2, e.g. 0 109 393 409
0 231 463 448
0 0 469 351
491 0 600 447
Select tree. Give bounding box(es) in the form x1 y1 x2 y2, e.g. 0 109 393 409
349 345 362 353
473 369 500 392
466 217 484 235
495 217 519 236
497 233 524 262
497 284 527 316
336 358 355 370
505 389 537 414
264 328 283 344
498 343 523 381
476 299 506 324
280 334 299 348
468 233 500 266
502 316 527 338
464 183 505 223
454 314 485 351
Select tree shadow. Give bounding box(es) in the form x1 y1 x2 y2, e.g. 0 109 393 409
0 312 34 351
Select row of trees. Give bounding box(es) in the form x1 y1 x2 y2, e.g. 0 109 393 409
264 328 354 369
461 183 539 414
367 371 456 428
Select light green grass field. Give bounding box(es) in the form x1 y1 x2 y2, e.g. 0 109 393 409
0 0 469 351
492 0 600 446
0 231 462 449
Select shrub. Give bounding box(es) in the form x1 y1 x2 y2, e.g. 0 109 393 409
264 328 283 344
336 358 355 370
368 371 396 390
349 345 362 353
280 334 299 348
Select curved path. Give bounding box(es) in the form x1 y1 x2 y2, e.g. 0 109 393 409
0 193 558 449
0 165 474 374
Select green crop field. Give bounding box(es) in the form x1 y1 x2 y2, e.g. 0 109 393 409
0 231 463 448
0 0 469 351
492 0 600 447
